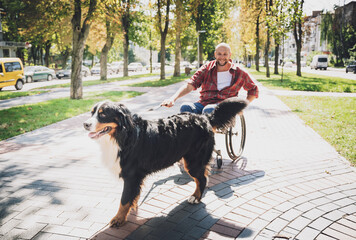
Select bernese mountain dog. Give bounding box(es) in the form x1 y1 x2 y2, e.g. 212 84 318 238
83 97 247 227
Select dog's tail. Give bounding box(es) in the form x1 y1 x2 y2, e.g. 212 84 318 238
208 97 248 130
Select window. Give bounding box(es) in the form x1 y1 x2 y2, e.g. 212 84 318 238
4 62 22 72
0 64 3 73
4 62 13 72
12 62 22 71
3 49 10 58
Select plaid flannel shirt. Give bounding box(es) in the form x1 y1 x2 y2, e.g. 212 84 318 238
187 60 259 106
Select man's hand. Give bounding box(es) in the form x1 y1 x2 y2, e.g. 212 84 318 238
161 98 175 108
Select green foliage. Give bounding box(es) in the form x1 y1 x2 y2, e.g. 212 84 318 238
321 10 356 65
280 96 356 165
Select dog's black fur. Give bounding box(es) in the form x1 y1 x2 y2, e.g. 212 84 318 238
83 97 248 227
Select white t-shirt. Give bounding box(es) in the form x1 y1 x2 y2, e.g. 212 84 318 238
217 71 232 91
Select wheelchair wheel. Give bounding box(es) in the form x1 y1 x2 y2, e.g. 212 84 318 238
225 114 246 161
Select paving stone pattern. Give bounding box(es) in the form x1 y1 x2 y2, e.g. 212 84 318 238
0 81 355 240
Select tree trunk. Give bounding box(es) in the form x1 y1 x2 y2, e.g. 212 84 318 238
44 41 51 67
160 34 166 80
294 21 302 76
62 48 70 68
122 0 130 77
265 0 271 77
293 0 303 77
196 3 203 67
265 32 270 77
149 31 152 73
123 34 129 77
70 0 97 99
274 43 279 74
100 19 115 81
157 0 170 80
255 10 261 71
173 0 182 77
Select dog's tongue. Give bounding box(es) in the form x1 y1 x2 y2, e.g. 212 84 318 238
88 132 99 139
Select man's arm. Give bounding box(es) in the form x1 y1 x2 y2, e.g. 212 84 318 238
161 83 195 107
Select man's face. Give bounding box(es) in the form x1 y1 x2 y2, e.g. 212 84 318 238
214 46 231 67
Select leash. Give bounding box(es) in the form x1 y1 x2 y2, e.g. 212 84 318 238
147 104 163 111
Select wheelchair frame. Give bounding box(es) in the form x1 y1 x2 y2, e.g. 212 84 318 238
214 114 246 168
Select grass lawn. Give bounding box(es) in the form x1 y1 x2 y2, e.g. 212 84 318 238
0 90 50 100
0 91 142 141
35 73 156 90
248 67 355 92
127 73 191 87
279 96 356 166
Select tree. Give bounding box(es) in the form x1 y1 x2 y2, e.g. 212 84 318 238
321 9 356 66
173 0 183 77
97 0 121 80
156 0 171 80
264 0 273 78
269 0 290 75
71 0 97 99
290 0 304 76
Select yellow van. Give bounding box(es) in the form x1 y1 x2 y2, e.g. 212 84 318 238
0 58 25 91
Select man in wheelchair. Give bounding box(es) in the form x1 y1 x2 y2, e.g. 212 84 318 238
161 43 259 113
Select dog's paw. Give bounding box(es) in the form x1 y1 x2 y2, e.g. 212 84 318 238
109 216 126 228
188 195 200 204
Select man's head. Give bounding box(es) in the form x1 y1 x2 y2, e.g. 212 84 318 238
214 43 232 67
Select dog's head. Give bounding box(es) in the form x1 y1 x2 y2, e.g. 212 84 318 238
83 101 134 140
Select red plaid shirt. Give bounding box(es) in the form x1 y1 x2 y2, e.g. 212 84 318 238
187 60 259 106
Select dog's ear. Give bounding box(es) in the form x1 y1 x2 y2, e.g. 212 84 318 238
113 103 134 131
111 103 137 148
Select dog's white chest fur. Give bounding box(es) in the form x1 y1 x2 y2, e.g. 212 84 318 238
98 135 121 176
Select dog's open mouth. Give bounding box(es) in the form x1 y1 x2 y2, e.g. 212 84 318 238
88 126 112 139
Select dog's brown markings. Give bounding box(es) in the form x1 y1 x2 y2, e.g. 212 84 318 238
183 158 203 201
192 178 202 200
110 194 140 228
110 202 131 227
95 122 117 133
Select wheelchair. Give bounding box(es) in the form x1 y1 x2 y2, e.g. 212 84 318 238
214 114 246 168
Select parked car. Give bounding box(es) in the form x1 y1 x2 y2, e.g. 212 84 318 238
310 55 328 70
128 62 143 72
146 63 160 70
284 61 293 68
0 58 25 91
346 61 356 74
91 63 115 75
24 66 55 83
111 61 124 73
56 65 90 79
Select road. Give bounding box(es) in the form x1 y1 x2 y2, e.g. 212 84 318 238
1 65 354 93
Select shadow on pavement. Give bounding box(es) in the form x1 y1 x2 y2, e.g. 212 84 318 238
90 158 264 240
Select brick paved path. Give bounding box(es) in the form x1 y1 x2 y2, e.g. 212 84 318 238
0 82 355 240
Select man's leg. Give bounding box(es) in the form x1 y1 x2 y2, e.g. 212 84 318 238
202 103 218 114
180 102 205 113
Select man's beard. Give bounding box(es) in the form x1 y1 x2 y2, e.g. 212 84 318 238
217 60 228 66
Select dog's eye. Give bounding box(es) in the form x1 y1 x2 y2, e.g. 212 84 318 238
99 112 106 118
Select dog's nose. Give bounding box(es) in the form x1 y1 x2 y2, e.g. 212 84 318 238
83 122 91 130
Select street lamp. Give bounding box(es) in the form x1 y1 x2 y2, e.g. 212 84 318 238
197 30 206 68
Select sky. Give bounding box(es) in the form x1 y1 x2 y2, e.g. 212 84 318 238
303 0 354 16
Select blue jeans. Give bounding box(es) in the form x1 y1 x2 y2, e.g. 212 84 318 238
180 102 218 114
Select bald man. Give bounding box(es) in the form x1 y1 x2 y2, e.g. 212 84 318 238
162 43 259 114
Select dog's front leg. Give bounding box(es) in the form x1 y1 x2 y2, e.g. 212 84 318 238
110 176 143 227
